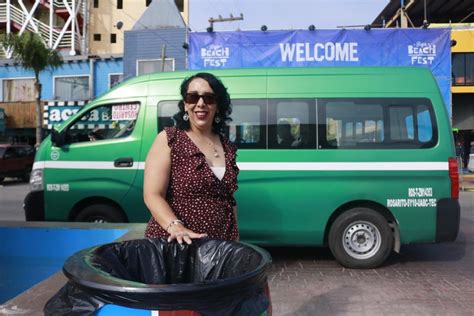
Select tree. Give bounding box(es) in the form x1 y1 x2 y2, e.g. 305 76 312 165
1 32 63 146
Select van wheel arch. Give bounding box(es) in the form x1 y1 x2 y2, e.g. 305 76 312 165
70 198 129 223
324 200 399 250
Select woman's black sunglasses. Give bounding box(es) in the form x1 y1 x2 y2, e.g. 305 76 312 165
185 93 217 105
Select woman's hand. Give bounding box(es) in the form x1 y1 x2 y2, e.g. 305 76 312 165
167 224 207 244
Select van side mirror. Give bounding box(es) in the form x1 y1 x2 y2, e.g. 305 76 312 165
51 129 65 147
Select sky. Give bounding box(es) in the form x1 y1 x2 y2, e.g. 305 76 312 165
188 0 390 32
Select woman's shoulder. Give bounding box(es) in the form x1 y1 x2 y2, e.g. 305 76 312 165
161 126 181 145
163 126 177 134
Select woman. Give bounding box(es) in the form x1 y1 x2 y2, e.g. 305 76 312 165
143 73 239 244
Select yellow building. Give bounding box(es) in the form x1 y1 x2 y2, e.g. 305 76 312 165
374 1 474 133
441 24 474 131
450 24 474 93
89 0 188 56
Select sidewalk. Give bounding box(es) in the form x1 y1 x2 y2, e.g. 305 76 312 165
461 170 474 192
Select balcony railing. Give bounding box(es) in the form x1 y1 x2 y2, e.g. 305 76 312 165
0 1 86 57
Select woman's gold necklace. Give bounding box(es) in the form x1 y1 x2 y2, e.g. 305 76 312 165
207 141 219 157
194 133 219 157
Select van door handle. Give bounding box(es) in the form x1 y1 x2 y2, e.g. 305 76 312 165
114 157 134 168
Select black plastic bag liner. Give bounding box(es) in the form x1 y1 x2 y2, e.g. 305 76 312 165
44 238 272 316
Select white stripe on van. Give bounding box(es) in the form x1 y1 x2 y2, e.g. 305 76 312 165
35 161 138 170
237 162 448 171
34 161 447 171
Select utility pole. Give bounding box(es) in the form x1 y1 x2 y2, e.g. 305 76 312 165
400 0 408 28
207 13 244 32
161 44 166 72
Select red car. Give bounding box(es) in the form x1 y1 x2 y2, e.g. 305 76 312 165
0 144 35 183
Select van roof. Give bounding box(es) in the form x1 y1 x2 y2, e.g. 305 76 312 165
104 66 438 100
143 66 433 81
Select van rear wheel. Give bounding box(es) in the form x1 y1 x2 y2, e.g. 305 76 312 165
74 204 127 223
329 208 393 269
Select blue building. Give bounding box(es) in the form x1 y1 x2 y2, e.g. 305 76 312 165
0 56 123 143
0 56 123 102
0 0 187 144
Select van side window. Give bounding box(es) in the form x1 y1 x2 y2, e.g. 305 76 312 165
268 99 316 149
157 101 179 133
319 101 384 149
417 104 434 143
318 98 437 149
389 106 414 140
156 99 266 148
64 103 140 144
228 99 266 149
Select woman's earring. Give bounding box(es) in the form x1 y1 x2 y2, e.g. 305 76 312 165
214 116 221 123
183 112 189 121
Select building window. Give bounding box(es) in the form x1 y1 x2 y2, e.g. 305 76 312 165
93 34 101 41
109 73 123 89
2 78 35 102
452 53 474 86
136 58 175 75
93 0 99 8
110 33 117 43
117 0 123 9
146 0 152 6
54 76 90 101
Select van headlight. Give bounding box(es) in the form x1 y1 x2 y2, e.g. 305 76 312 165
30 169 43 192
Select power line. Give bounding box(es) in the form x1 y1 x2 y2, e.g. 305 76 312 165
208 0 225 21
231 0 244 29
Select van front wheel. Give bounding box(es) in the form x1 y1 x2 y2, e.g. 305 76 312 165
74 204 127 223
329 208 393 269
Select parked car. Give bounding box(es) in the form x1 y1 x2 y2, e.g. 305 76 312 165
0 144 35 183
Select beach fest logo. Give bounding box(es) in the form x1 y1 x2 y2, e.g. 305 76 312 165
200 44 230 68
408 41 437 65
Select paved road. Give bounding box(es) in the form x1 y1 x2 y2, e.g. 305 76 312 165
1 182 473 315
0 178 28 221
267 191 474 315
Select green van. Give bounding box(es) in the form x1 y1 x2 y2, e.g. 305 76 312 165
24 67 460 268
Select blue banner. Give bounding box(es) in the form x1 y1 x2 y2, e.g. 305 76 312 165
189 29 452 116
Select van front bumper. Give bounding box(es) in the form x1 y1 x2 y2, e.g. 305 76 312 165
24 190 45 221
435 198 460 242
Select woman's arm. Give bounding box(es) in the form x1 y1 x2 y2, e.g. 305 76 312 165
143 130 207 244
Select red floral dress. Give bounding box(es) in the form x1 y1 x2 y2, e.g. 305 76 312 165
145 126 240 240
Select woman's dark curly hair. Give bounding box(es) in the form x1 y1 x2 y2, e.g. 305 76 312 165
173 72 232 134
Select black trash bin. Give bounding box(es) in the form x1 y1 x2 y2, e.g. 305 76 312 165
45 238 272 316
